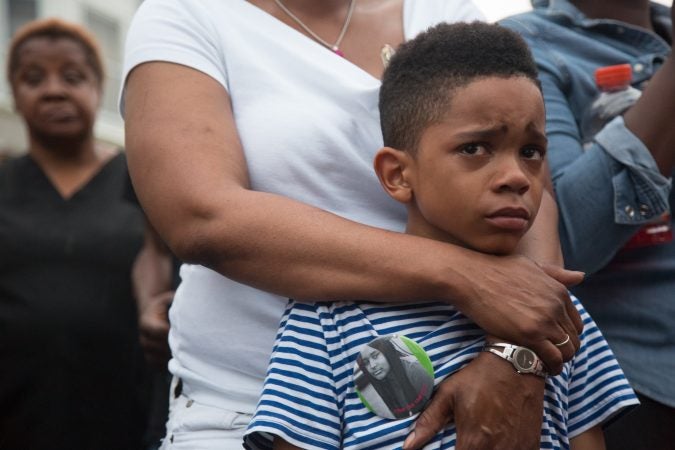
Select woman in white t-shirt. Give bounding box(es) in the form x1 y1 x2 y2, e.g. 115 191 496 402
121 1 585 448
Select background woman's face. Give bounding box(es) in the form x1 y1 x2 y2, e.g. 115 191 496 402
11 36 101 142
362 347 391 380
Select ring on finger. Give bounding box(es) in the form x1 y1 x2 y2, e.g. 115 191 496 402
554 333 570 347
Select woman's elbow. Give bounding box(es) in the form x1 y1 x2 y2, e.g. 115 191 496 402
155 204 226 266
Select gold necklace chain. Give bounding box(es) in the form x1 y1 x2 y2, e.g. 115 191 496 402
274 0 356 56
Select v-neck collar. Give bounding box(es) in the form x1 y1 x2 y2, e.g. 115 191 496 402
26 152 121 203
239 0 410 84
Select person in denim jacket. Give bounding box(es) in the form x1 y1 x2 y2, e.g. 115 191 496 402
502 1 674 449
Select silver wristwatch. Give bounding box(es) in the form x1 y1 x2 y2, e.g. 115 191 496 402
483 343 547 377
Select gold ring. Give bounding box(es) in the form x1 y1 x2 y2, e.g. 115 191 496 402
554 334 570 347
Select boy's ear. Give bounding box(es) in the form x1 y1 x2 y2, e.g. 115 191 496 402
373 146 414 204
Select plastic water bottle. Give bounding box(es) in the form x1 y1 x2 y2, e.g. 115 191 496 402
581 63 642 145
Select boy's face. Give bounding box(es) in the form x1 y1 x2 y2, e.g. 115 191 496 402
401 76 547 255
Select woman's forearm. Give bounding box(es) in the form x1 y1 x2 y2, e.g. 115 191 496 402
624 56 675 175
124 62 467 305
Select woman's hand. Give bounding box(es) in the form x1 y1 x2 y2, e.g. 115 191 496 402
450 252 583 374
137 290 173 367
132 224 175 367
404 352 545 450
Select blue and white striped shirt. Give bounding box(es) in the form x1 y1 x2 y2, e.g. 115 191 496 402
245 297 637 450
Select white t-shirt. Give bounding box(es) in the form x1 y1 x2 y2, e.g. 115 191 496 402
121 0 484 414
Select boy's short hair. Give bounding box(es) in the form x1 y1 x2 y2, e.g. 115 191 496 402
379 22 539 154
7 18 105 87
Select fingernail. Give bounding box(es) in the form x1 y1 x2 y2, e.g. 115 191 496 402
403 431 415 450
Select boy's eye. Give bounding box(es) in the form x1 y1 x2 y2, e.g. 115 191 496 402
521 146 546 160
459 143 488 156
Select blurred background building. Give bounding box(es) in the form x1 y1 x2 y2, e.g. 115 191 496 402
0 0 671 158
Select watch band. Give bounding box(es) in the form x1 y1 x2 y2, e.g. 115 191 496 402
483 342 547 377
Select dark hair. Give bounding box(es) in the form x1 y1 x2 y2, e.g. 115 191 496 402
379 21 539 154
356 338 421 418
7 18 104 87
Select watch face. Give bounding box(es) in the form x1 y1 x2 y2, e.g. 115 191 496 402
514 348 536 371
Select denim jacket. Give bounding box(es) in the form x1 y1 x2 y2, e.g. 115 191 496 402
502 1 675 406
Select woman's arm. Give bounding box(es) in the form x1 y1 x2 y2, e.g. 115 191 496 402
616 7 675 176
544 58 672 272
132 223 175 367
125 61 582 367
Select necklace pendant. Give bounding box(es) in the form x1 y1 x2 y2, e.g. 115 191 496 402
332 46 345 57
381 44 395 68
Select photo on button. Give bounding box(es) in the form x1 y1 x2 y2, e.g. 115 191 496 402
353 335 434 420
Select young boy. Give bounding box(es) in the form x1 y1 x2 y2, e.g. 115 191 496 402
244 22 637 450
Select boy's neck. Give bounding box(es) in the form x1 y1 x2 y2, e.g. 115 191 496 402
405 214 466 250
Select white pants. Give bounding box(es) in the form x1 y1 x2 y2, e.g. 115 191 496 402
160 379 252 450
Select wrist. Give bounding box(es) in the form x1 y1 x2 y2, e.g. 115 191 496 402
482 342 548 378
484 334 504 346
436 245 490 310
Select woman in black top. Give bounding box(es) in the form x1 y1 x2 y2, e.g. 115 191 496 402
0 18 171 450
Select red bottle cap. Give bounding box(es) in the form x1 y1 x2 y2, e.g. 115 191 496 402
595 64 633 90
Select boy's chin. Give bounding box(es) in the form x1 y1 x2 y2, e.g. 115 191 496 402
469 238 521 256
